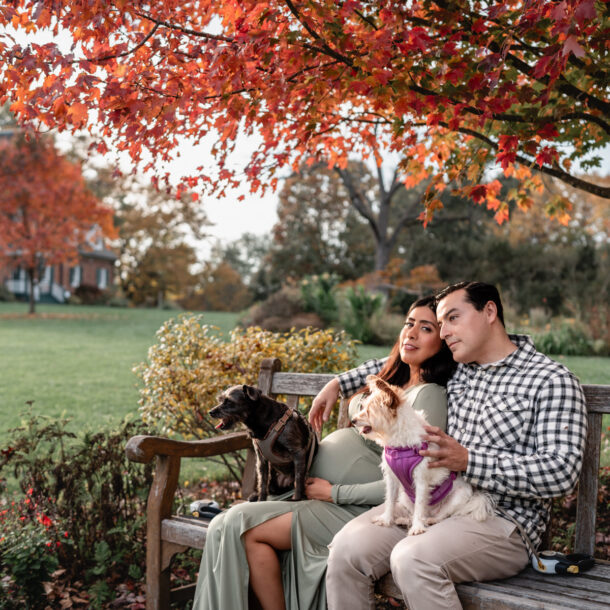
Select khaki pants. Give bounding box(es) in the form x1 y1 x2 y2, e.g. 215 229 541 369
326 504 529 610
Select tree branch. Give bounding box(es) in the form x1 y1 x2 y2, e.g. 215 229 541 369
334 167 379 241
445 123 610 199
282 0 354 67
134 10 234 43
86 23 160 63
500 49 610 116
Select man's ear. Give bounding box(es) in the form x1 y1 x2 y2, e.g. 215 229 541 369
484 300 498 323
243 385 261 401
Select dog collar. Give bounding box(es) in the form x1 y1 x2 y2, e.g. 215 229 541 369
385 444 457 505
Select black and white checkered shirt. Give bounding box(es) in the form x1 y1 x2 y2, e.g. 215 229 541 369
336 335 587 550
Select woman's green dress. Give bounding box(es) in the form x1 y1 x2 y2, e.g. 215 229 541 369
193 383 447 610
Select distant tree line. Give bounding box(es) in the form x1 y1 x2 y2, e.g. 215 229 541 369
194 163 608 344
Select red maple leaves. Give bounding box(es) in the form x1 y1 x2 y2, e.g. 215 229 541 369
0 0 607 223
0 132 115 275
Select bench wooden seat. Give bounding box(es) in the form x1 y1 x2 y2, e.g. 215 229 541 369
126 358 610 609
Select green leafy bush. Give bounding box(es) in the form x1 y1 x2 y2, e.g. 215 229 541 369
533 323 594 356
300 273 340 324
134 316 358 461
0 284 16 302
0 415 153 606
342 285 384 344
73 284 107 305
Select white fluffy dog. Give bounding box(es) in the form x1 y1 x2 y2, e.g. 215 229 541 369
352 375 495 536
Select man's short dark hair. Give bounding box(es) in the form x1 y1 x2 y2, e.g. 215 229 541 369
435 281 505 327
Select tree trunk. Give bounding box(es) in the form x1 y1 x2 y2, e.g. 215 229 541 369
27 267 36 314
375 242 391 274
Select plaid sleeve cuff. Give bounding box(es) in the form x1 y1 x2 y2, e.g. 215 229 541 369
337 358 387 397
464 447 495 487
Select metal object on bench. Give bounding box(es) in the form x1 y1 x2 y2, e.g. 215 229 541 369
126 363 610 610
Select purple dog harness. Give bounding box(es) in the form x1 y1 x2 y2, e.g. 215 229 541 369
385 443 457 505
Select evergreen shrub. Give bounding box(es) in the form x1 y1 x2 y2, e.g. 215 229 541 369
341 286 384 344
300 273 340 324
533 323 595 356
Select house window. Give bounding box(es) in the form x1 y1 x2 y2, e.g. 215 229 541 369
12 267 22 281
69 266 81 288
97 267 108 290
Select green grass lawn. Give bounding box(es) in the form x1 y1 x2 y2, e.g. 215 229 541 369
0 303 240 441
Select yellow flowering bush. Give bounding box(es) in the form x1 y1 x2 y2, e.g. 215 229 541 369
134 315 358 441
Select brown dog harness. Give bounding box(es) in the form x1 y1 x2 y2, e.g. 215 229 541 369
253 407 318 472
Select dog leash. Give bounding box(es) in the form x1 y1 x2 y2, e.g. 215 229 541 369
496 507 594 575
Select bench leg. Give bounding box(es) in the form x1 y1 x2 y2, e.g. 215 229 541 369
146 541 187 609
146 563 171 610
146 454 182 610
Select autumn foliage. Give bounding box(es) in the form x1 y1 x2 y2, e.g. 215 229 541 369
0 132 115 309
0 1 608 222
134 316 358 480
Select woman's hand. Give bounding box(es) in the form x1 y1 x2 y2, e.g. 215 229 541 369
305 477 334 502
309 378 340 434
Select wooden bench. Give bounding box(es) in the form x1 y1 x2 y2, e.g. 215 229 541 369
126 358 610 609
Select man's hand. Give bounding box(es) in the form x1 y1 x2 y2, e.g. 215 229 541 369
309 378 340 434
420 425 469 472
305 477 333 502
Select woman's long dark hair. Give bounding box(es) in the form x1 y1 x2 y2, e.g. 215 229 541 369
374 295 456 388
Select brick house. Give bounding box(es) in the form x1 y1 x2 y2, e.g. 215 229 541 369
1 235 117 304
0 128 117 304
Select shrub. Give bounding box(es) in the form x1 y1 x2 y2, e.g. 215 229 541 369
533 323 594 356
370 312 405 346
341 285 385 344
134 315 358 479
0 415 153 606
0 493 61 606
239 285 321 331
300 273 340 324
73 284 107 305
0 284 16 302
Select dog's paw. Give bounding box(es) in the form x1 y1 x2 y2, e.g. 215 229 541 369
372 516 393 527
407 522 427 536
424 517 439 526
247 493 260 502
395 516 411 526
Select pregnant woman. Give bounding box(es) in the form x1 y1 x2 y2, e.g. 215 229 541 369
193 295 455 610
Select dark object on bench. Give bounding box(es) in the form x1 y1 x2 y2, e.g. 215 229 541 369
126 358 610 609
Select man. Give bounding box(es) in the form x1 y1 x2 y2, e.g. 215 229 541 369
310 281 587 610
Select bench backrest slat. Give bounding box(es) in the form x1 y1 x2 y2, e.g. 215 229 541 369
270 372 335 396
582 385 610 413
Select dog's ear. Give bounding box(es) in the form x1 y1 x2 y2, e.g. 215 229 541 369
243 385 261 401
366 375 400 410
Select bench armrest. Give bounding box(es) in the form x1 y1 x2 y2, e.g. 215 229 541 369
125 432 252 463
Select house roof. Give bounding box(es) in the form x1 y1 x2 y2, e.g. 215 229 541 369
78 247 118 262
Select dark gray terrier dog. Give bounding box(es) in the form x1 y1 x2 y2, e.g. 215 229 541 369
209 385 318 501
